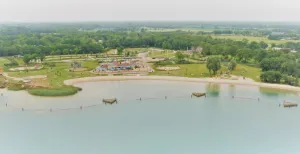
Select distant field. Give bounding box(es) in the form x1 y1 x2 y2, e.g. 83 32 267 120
150 63 261 81
146 28 214 33
148 50 176 58
212 35 300 44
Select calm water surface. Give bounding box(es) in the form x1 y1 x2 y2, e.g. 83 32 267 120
0 80 300 154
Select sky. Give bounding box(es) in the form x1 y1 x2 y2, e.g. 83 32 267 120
0 0 300 22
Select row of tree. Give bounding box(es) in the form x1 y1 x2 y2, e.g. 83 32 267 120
0 26 300 85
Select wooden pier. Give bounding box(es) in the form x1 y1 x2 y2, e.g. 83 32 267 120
103 98 118 104
283 102 298 108
191 92 206 98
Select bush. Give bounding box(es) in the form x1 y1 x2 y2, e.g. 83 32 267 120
260 71 282 83
44 62 56 67
282 75 298 86
28 86 81 97
7 83 26 91
4 58 18 67
154 60 174 66
175 59 192 64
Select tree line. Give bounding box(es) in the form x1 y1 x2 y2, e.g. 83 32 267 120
0 26 300 85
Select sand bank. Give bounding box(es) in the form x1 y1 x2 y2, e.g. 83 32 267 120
64 76 300 92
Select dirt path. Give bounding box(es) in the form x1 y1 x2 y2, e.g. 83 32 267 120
2 73 47 81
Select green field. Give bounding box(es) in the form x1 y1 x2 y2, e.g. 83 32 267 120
150 63 261 81
212 35 300 44
0 57 10 66
231 64 261 81
148 51 176 58
146 28 214 33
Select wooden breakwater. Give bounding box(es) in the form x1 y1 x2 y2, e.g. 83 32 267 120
191 92 206 98
103 98 118 104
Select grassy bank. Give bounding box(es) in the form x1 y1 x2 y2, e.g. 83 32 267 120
211 35 300 44
150 63 261 81
28 86 82 97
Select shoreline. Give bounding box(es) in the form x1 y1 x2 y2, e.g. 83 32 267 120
64 76 300 92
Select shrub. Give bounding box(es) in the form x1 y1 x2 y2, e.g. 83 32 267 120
27 86 81 97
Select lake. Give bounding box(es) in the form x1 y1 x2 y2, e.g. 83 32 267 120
0 80 300 154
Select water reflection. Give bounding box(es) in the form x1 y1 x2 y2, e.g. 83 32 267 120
206 83 220 97
259 87 299 97
228 84 236 97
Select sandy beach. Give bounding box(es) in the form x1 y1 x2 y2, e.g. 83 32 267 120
64 76 300 92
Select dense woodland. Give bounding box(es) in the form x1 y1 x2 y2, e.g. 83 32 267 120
1 24 300 85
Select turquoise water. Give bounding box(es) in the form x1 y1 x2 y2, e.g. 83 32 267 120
0 81 300 154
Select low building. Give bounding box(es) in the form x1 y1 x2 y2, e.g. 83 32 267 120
186 46 203 54
97 61 135 71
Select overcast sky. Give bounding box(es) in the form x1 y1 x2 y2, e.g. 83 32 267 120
0 0 300 22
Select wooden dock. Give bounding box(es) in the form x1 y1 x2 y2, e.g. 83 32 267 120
103 98 117 104
283 102 298 108
192 92 206 97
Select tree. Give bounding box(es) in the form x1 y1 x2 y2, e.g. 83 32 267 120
228 59 237 72
175 51 185 63
259 41 268 49
206 56 221 75
117 46 124 55
260 71 282 83
63 49 69 55
23 54 31 64
280 62 296 76
39 54 46 62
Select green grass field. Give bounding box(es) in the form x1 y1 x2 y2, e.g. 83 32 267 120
0 57 10 66
146 28 214 33
148 51 176 58
231 64 261 81
150 63 261 81
212 35 300 44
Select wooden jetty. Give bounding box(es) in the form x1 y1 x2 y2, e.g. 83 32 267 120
103 98 117 104
192 92 206 97
283 102 298 108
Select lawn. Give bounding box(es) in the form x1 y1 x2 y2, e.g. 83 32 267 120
148 51 176 58
150 63 261 81
231 64 261 81
211 35 300 44
146 28 214 33
150 64 211 78
0 57 10 67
